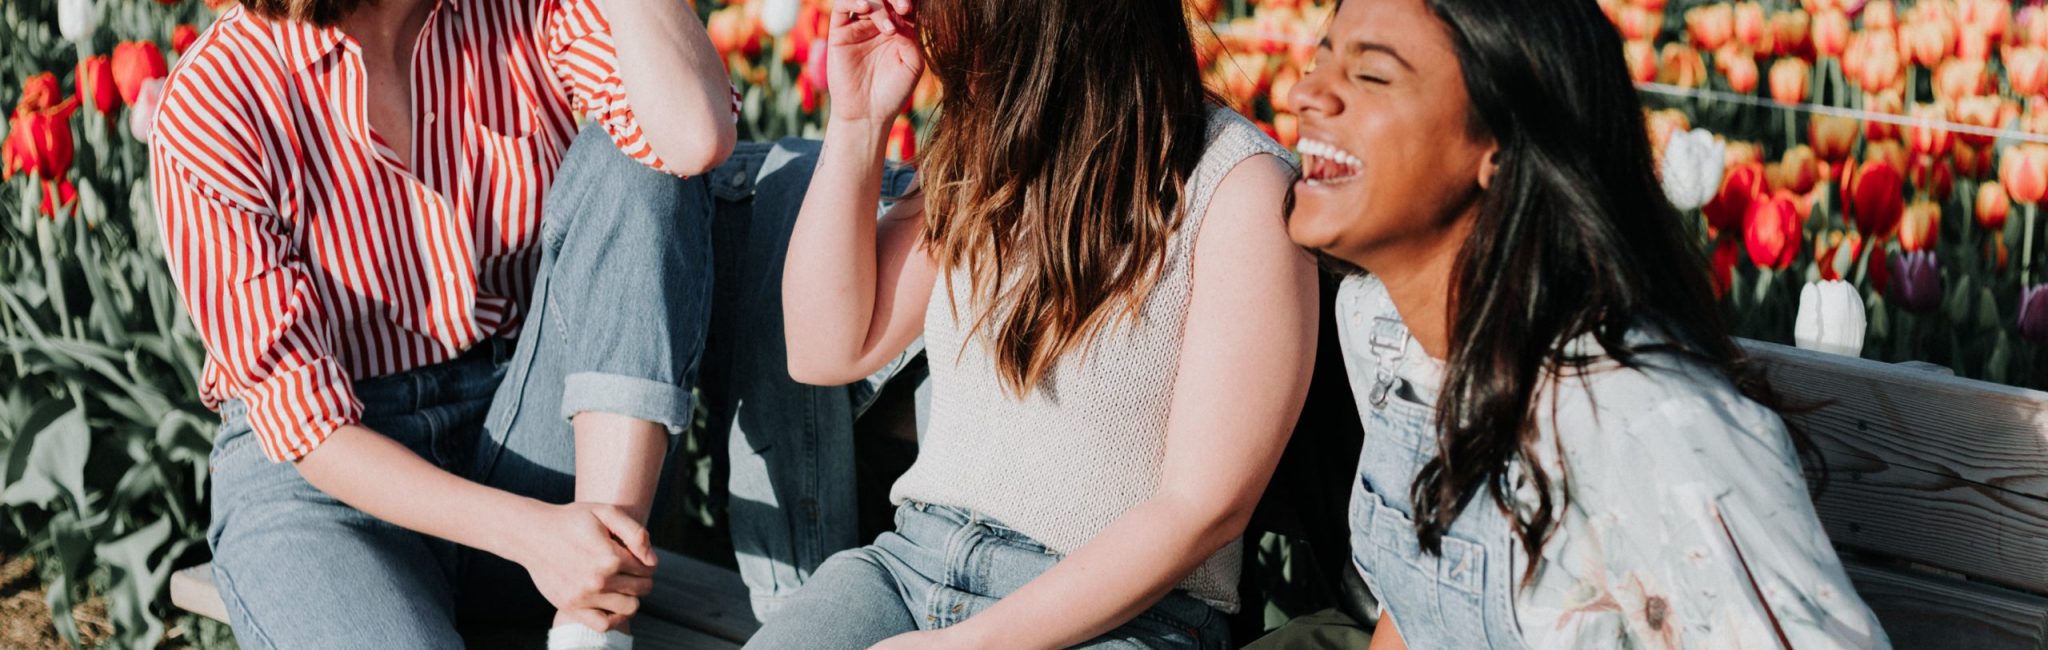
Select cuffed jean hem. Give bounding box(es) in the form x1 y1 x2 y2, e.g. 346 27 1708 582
559 371 697 434
751 592 796 620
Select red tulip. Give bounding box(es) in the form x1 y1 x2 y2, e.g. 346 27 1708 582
1908 153 1955 202
1 105 79 182
37 177 77 218
887 114 916 161
2000 143 2048 205
1978 181 2012 230
1744 191 1803 269
16 72 62 114
1690 4 1736 50
1705 162 1766 235
1813 10 1851 57
1841 159 1905 239
1898 200 1941 252
172 24 198 55
2012 47 2048 98
1718 48 1760 93
1956 142 1995 179
111 41 168 105
1809 114 1858 165
1711 238 1740 298
1768 58 1808 104
76 55 119 115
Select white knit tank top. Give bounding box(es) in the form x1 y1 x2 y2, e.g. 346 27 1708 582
890 108 1291 613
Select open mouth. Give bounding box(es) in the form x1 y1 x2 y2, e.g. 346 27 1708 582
1297 138 1362 186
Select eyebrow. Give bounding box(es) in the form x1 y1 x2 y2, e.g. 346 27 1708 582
1319 37 1415 72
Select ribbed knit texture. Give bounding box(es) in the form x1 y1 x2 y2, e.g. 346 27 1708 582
890 107 1292 612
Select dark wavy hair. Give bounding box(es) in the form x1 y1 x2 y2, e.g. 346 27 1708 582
916 0 1216 395
1392 0 1819 569
240 0 366 27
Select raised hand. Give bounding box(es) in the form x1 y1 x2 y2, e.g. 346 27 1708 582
828 0 923 127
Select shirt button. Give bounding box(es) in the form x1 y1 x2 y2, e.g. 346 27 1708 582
424 112 437 125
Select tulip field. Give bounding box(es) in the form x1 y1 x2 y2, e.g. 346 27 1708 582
3 0 2046 646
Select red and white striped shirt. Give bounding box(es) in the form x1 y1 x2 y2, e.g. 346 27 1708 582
150 0 735 463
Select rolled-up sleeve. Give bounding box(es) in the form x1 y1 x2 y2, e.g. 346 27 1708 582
151 151 361 463
543 0 740 174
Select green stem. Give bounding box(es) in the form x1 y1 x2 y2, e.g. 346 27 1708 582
2026 203 2039 286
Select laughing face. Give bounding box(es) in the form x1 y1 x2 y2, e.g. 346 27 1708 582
1286 0 1497 273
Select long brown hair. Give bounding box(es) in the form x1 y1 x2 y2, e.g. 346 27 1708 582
917 0 1216 395
241 0 365 27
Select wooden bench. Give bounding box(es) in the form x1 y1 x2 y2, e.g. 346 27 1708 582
1743 340 2048 649
170 338 2048 648
170 549 761 649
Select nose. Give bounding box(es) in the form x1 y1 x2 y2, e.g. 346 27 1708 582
1290 63 1340 118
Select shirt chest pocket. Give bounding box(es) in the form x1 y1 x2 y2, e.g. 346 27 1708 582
1351 481 1499 648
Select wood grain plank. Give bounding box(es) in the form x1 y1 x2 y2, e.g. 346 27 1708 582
642 549 761 643
1741 341 2048 593
1846 562 2048 650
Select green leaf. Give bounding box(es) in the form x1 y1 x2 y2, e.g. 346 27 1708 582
1976 286 2004 331
1 399 78 508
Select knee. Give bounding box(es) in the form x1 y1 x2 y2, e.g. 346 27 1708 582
547 128 713 244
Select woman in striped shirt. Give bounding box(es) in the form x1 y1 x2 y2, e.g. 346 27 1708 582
149 0 734 647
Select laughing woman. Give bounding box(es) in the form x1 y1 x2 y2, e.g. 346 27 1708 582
1279 0 1888 648
747 0 1316 647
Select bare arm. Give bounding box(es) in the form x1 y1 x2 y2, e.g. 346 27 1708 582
782 0 935 385
1369 614 1406 650
589 0 736 175
934 155 1318 648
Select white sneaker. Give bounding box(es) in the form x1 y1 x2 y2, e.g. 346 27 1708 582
546 623 633 650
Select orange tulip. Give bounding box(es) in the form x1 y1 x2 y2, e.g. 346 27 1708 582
1745 191 1804 269
1771 145 1823 194
1725 140 1766 168
1711 239 1740 298
1274 113 1299 149
1658 43 1709 88
1986 233 2010 272
1816 231 1863 281
1705 162 1766 235
16 72 61 114
1718 48 1760 93
1863 90 1904 142
172 24 198 55
1909 154 1956 202
1769 58 1809 104
1689 4 1736 50
1959 0 2011 42
1999 143 2048 205
1735 2 1769 49
1813 9 1851 57
1957 26 1994 61
1853 36 1904 92
1841 159 1905 238
1907 104 1953 159
1863 0 1898 33
1618 5 1663 42
1952 95 2003 146
1772 10 1814 58
111 41 167 105
1645 108 1692 159
2011 46 2048 97
1979 181 2013 230
1898 201 1941 252
75 56 119 116
1809 114 1858 165
1934 59 1992 102
1902 19 1957 68
1625 40 1658 83
913 71 942 114
1865 139 1908 176
2021 6 2048 48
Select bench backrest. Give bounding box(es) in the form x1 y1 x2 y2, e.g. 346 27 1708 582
1745 340 2048 649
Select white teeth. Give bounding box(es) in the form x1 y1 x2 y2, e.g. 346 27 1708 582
1297 138 1361 167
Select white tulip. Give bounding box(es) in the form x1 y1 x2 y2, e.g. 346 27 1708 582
1659 128 1725 211
762 0 800 37
1794 280 1867 357
57 0 98 44
130 79 166 142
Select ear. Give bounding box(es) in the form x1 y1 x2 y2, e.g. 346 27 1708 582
1476 146 1502 191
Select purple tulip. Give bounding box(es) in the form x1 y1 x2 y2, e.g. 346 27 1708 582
1888 251 1942 313
2022 284 2048 344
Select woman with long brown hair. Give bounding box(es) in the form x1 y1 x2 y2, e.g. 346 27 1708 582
745 0 1316 647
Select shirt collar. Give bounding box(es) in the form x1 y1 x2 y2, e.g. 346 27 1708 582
277 0 463 72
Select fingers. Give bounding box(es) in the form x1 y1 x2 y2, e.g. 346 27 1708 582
565 607 617 633
589 505 658 569
606 573 656 598
582 592 643 619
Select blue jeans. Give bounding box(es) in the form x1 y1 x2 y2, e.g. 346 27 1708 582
743 502 1232 650
205 128 926 648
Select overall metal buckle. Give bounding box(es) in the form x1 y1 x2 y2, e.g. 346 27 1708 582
1366 315 1409 409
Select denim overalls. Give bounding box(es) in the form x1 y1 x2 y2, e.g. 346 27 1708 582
1341 281 1527 649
